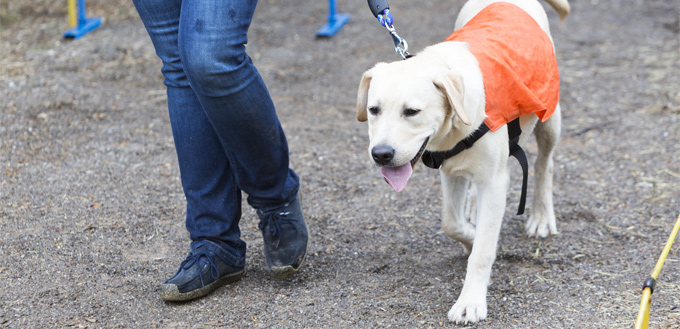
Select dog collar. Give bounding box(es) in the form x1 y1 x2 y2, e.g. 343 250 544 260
421 122 489 169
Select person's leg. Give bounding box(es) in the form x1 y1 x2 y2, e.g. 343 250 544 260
133 0 246 301
177 0 298 207
177 0 307 277
166 87 246 264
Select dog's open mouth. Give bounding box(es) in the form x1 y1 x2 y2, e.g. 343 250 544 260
380 137 430 192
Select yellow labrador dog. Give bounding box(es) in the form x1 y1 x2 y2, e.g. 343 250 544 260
356 0 569 323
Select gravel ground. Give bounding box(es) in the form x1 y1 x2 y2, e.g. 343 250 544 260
1 0 679 328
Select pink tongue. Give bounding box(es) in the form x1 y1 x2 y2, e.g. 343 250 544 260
380 164 413 192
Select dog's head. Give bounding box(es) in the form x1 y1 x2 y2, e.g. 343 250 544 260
356 51 473 192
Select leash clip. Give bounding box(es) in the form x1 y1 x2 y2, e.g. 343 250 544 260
385 24 410 60
369 2 411 60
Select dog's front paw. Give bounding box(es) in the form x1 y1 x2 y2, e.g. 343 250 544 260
525 213 558 238
447 298 487 324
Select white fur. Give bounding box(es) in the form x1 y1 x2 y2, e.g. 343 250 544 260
356 0 568 324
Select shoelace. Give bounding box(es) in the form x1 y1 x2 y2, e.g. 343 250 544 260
179 249 220 286
258 211 291 249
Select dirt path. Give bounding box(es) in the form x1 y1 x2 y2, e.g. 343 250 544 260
1 0 679 327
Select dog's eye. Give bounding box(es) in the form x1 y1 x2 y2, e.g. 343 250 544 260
368 106 380 115
403 108 421 117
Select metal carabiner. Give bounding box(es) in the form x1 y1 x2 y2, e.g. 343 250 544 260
368 0 412 60
386 25 410 60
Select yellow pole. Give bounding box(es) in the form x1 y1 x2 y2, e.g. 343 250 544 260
635 214 680 329
635 288 652 329
67 0 77 27
650 214 680 280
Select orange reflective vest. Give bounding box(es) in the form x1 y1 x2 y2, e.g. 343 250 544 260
444 2 559 132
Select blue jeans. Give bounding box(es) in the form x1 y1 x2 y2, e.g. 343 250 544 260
133 0 300 267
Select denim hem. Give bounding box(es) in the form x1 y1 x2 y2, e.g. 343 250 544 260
252 190 300 213
191 240 245 267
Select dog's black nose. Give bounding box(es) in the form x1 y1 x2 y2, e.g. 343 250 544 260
371 145 395 165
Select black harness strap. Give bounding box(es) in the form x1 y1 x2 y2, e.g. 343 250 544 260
421 118 528 215
507 118 528 215
422 123 490 169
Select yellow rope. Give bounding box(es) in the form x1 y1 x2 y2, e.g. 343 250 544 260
67 0 77 27
635 213 680 329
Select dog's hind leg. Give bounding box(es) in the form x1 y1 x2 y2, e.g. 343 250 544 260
526 103 561 237
440 173 476 254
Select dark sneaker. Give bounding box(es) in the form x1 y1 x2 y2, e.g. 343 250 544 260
159 243 244 302
257 193 308 279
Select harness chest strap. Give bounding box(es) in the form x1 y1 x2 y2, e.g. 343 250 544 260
421 118 529 215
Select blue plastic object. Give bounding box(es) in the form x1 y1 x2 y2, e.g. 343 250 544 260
64 0 102 39
317 0 350 37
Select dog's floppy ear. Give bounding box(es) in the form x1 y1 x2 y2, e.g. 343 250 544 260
356 69 373 122
434 71 471 126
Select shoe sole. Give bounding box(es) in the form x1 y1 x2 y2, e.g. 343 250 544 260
268 249 307 279
159 269 244 302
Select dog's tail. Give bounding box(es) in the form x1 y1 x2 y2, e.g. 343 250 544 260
543 0 570 21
